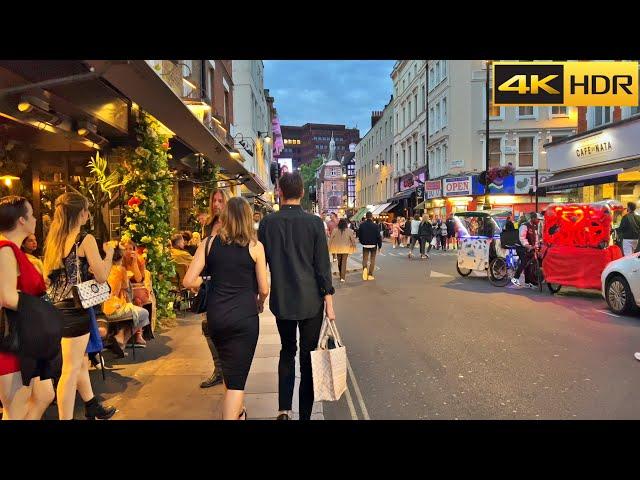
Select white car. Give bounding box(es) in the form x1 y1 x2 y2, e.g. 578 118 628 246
601 252 640 314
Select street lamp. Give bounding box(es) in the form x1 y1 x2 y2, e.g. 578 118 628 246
484 59 493 211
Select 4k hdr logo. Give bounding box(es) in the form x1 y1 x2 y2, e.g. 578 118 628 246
493 62 639 106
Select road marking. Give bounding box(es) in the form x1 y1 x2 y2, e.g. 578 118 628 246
346 356 371 420
596 309 621 318
344 383 359 420
430 271 453 278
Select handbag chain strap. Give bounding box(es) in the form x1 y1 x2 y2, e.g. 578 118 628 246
202 235 214 280
75 240 82 286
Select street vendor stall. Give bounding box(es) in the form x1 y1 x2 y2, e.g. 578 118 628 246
541 200 624 293
454 210 511 277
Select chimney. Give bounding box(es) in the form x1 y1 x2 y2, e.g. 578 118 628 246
371 110 383 128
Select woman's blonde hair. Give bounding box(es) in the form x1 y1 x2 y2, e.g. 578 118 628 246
422 214 430 222
190 231 201 246
218 197 256 247
43 192 89 278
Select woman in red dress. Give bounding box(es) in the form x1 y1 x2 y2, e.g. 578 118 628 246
0 196 56 420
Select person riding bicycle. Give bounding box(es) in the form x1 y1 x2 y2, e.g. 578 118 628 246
512 212 540 288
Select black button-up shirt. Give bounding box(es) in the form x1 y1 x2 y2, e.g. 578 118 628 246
258 205 334 320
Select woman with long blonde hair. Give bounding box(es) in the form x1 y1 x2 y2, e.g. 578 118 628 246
183 197 269 419
44 192 117 420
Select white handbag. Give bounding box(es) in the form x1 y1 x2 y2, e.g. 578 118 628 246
311 317 347 402
71 242 111 309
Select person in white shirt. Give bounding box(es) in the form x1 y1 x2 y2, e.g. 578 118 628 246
511 212 540 288
408 214 421 258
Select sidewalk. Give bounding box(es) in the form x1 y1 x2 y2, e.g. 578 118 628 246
331 255 361 276
84 305 323 420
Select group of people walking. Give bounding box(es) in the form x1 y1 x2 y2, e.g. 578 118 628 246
183 172 336 420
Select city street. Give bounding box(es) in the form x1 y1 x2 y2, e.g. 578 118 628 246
324 240 640 420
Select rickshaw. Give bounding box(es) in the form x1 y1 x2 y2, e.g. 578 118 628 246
540 200 624 294
454 210 512 277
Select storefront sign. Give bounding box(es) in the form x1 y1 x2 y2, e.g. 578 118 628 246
450 159 464 168
425 180 442 199
514 173 551 194
545 118 640 172
443 176 472 196
472 174 515 195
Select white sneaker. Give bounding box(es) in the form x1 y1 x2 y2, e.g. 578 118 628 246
367 275 375 280
340 278 345 283
634 352 640 361
362 267 368 281
511 278 522 288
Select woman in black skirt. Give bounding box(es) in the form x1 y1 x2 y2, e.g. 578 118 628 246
183 196 269 420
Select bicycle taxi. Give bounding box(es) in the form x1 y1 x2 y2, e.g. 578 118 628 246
454 209 511 278
539 200 623 294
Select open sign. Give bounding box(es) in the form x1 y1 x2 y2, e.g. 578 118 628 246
443 176 472 196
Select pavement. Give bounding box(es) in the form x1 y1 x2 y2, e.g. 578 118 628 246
41 302 322 420
323 239 640 420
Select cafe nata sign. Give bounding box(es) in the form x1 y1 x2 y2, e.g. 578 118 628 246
576 137 613 158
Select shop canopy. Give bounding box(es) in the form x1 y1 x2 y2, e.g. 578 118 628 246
538 158 640 192
350 206 368 221
370 202 393 215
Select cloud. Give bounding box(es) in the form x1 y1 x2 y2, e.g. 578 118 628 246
264 60 395 136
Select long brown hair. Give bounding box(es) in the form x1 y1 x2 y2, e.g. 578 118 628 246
218 197 255 247
43 192 89 278
207 187 230 226
121 239 138 270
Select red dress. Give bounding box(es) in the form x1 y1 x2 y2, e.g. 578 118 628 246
0 240 46 376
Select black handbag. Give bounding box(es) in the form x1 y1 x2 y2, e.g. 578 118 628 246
0 308 20 353
190 236 214 314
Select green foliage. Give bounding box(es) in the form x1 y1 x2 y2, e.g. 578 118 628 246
191 161 219 232
300 156 324 211
119 112 177 323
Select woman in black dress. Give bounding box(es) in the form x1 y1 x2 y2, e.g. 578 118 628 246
183 197 269 420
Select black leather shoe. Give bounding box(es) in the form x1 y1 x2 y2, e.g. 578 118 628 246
84 399 117 420
276 413 290 420
200 372 223 388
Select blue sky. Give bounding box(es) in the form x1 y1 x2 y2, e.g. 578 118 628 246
264 60 395 138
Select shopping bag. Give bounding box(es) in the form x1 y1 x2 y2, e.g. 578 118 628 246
311 317 347 402
430 237 438 247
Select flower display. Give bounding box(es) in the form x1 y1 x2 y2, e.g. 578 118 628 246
119 112 177 322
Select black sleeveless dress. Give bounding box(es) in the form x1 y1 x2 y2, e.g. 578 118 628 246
205 236 259 390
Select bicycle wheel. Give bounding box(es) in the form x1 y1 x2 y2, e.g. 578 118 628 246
456 264 472 277
488 257 509 287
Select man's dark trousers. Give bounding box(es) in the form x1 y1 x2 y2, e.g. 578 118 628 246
276 306 324 420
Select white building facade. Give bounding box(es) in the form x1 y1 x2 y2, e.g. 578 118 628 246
355 99 395 210
231 60 274 198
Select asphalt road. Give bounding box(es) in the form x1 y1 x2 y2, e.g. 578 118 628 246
324 240 640 420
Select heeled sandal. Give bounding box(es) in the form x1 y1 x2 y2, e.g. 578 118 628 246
238 407 247 420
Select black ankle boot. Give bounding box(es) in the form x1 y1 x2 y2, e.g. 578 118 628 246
84 397 117 420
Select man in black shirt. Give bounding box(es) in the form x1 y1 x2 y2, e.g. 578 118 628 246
258 173 336 420
359 212 382 280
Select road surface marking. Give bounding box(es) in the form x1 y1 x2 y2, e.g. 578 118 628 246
346 356 371 420
430 271 453 278
596 309 621 318
344 384 359 420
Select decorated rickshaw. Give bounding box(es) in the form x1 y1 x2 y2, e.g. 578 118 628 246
454 209 512 277
540 200 624 293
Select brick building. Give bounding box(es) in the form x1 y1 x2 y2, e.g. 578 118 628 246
279 123 360 168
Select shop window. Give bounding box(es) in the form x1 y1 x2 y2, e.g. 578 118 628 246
518 137 534 167
551 106 568 116
489 138 501 168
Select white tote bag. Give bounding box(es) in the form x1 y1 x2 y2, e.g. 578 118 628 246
311 317 347 402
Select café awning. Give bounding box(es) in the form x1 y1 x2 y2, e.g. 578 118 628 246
85 60 260 192
538 158 640 191
370 202 392 215
350 206 368 222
